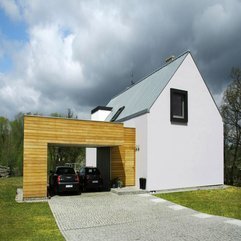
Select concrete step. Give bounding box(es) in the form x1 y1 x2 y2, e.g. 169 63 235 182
111 187 148 195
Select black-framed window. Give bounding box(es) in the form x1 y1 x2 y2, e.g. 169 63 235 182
170 88 188 123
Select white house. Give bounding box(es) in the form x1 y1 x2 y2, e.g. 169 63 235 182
87 51 224 191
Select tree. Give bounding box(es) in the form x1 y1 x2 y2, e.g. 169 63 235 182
67 108 78 119
0 114 24 176
10 113 24 175
0 117 11 167
50 108 78 119
221 67 241 185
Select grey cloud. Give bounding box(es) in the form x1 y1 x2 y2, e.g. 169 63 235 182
0 0 241 119
70 0 241 108
191 1 241 92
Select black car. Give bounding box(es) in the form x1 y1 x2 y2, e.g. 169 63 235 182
78 167 103 191
49 166 80 195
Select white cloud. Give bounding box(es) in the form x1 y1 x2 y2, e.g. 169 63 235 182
27 24 84 88
0 22 87 118
0 0 21 21
213 90 225 108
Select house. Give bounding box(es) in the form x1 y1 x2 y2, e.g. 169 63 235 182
87 51 224 191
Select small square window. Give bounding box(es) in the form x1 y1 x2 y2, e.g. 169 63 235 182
170 88 188 123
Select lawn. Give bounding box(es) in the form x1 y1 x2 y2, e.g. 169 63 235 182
155 186 241 220
0 177 64 241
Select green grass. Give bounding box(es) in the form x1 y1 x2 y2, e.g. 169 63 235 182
0 177 64 241
155 187 241 220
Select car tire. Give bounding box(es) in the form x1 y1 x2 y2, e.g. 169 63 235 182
77 189 81 195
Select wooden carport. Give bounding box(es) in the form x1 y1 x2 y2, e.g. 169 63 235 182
23 115 135 199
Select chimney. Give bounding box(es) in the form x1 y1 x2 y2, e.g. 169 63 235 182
165 55 175 63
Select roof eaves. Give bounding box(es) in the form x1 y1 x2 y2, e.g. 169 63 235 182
114 108 150 123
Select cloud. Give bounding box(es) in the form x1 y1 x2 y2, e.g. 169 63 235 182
0 0 21 21
192 1 241 91
0 0 240 119
0 24 87 117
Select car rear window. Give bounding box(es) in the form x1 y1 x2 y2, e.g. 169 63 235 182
86 168 100 175
56 167 75 175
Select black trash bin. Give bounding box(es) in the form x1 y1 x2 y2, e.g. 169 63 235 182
139 178 146 190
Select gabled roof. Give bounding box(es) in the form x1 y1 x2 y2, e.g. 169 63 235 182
105 51 189 122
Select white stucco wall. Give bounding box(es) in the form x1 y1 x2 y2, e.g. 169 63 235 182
86 109 111 166
124 114 148 187
146 53 223 190
85 148 97 167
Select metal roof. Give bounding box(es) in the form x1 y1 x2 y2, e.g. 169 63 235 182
105 51 189 122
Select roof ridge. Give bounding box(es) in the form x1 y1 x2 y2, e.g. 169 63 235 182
109 50 191 101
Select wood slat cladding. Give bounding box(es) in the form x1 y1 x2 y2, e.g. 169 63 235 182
111 128 135 186
23 115 135 199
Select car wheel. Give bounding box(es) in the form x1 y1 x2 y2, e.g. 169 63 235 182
77 189 81 195
49 187 54 197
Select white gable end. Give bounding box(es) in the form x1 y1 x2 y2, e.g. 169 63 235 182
146 53 223 190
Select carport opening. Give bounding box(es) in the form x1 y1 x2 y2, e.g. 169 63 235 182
47 144 112 192
48 144 86 174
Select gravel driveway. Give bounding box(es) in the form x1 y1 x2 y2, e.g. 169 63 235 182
48 192 241 241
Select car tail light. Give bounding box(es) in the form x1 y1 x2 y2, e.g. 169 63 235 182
57 175 61 184
75 175 79 183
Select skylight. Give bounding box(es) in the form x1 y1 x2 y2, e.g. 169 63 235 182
110 106 125 122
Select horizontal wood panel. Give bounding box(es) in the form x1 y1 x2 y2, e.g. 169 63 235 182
24 191 47 198
111 128 135 186
23 177 47 182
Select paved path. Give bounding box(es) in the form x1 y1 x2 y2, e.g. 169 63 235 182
48 192 241 241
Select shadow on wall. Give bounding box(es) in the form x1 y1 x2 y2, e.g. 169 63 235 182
97 147 111 191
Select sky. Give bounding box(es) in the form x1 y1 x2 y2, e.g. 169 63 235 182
0 0 241 120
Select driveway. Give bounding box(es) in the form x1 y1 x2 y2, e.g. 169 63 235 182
48 192 241 241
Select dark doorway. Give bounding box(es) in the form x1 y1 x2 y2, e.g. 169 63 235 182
97 147 111 191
